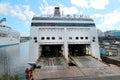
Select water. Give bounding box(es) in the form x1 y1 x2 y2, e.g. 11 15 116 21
0 42 30 80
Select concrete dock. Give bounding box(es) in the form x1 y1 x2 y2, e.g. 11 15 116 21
32 56 120 80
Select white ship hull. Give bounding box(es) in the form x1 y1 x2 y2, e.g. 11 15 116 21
0 37 20 47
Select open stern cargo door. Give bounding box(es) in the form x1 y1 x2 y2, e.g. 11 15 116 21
36 45 68 70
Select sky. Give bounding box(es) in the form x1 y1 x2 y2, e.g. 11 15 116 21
0 0 120 36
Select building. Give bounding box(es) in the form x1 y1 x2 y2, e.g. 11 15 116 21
114 31 120 37
104 30 120 37
29 7 101 63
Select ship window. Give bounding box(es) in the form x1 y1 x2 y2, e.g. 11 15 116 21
41 37 44 40
35 40 37 43
93 37 95 42
47 37 50 40
31 23 95 27
34 37 37 40
59 37 62 40
52 37 55 40
69 37 72 40
76 37 79 40
80 37 83 39
85 37 88 39
93 40 95 42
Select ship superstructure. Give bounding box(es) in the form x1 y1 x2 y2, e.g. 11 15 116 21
29 7 100 63
0 18 20 46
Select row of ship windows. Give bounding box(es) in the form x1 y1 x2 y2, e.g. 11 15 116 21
31 23 95 27
33 37 96 42
39 37 89 40
32 17 93 21
41 37 62 40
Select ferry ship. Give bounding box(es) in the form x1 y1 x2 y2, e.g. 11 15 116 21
29 7 101 64
28 7 120 80
0 18 20 47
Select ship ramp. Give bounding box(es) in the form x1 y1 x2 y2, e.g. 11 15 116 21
36 57 68 70
69 56 108 68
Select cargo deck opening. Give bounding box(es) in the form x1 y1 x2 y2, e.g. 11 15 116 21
36 44 68 70
41 45 62 57
68 44 90 67
69 44 87 56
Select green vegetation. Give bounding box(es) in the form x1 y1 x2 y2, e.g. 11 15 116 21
0 73 18 80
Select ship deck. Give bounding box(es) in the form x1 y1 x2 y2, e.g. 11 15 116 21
32 56 120 80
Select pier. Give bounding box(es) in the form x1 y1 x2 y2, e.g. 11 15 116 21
32 56 120 80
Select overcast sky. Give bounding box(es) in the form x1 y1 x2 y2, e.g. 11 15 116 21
0 0 120 36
